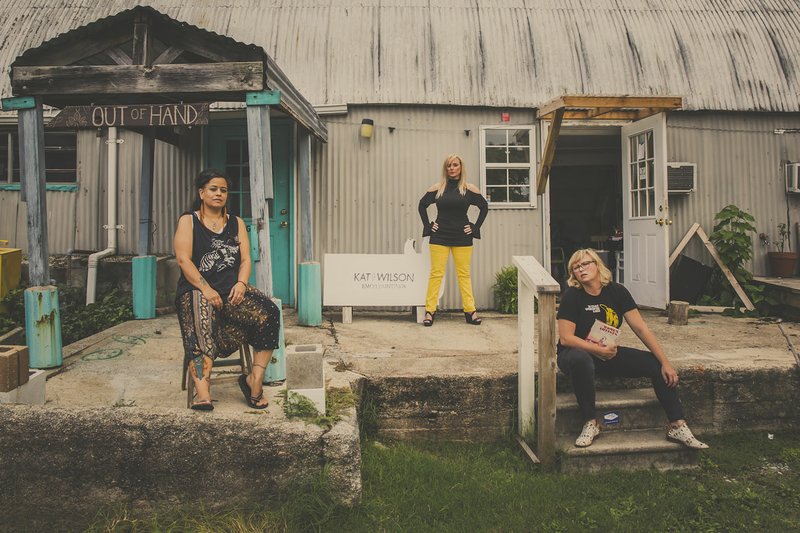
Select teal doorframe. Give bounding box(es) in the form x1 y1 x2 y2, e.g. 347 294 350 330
206 119 295 305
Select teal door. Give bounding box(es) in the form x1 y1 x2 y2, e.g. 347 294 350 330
207 121 294 305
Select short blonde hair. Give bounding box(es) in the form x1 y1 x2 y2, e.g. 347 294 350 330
436 154 467 199
567 248 613 289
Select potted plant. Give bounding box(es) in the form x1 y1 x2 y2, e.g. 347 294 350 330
760 223 798 277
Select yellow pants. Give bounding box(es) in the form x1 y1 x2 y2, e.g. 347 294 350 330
425 244 476 313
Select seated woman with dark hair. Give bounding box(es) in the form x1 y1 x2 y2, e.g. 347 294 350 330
173 168 280 411
557 248 708 449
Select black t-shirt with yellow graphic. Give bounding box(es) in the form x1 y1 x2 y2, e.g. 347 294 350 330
556 282 637 351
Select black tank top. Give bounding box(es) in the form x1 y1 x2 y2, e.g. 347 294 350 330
175 212 241 299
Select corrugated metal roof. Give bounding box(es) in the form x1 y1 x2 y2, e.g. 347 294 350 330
1 1 800 112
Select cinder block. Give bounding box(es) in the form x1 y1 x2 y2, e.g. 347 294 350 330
286 344 324 389
0 345 19 392
0 345 29 386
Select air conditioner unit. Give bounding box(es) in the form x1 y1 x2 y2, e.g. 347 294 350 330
667 162 696 193
786 163 800 193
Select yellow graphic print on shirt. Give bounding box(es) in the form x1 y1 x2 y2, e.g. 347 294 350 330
600 304 619 328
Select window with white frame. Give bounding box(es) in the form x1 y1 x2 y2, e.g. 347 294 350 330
0 129 78 183
480 125 535 207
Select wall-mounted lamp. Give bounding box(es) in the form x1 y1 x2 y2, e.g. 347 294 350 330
464 129 471 137
359 118 374 139
388 126 395 133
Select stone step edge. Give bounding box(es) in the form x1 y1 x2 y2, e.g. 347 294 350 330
558 428 698 457
554 388 659 410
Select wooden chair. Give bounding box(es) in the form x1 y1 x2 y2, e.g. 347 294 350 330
182 344 253 408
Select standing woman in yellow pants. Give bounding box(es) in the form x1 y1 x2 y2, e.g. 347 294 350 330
418 154 489 326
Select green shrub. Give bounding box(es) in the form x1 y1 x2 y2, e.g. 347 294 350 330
492 265 518 314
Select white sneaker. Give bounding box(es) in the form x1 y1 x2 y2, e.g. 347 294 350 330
575 420 600 447
667 424 709 449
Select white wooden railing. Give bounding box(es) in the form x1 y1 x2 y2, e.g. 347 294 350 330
512 256 560 467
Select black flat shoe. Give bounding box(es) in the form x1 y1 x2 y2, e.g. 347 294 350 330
464 311 482 325
423 311 436 327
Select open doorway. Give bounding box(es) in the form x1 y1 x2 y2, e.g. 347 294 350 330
548 126 622 288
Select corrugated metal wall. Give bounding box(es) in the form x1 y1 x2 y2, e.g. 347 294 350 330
667 112 800 275
0 128 201 255
312 106 542 310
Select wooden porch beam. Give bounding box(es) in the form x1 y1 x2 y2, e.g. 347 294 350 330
131 12 153 66
12 62 264 95
538 95 682 118
535 108 564 196
105 47 133 65
153 46 184 65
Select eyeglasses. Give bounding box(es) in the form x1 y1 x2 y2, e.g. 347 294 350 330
572 260 596 272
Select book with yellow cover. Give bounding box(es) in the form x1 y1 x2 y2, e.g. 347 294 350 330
586 319 620 346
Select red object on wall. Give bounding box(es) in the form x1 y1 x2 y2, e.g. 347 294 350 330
501 112 510 122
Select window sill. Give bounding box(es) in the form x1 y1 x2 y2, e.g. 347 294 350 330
0 183 79 192
487 202 537 210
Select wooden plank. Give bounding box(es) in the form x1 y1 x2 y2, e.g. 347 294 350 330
1 97 35 110
536 292 558 468
153 46 184 65
131 12 152 66
246 90 281 106
48 103 209 129
517 281 536 442
246 104 274 296
669 222 701 266
695 226 755 311
21 27 132 67
105 47 132 66
137 131 155 257
535 108 564 195
12 62 264 95
516 435 541 464
512 256 560 294
585 107 616 119
561 110 644 121
342 307 353 324
17 99 49 286
298 131 314 262
537 95 681 119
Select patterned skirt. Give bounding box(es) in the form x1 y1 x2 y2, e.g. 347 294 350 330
176 285 280 364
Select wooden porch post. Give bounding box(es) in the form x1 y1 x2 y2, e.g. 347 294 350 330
14 96 63 367
133 131 156 319
246 91 278 296
298 131 313 262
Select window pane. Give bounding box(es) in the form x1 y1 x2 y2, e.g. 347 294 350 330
240 172 251 192
485 147 506 164
638 162 647 186
509 168 529 185
242 192 252 218
508 129 530 146
629 163 637 189
646 130 654 159
225 166 240 186
486 168 506 186
227 192 241 216
647 160 654 188
508 147 530 163
639 192 646 218
0 133 9 181
485 130 506 146
487 186 507 203
629 137 637 162
225 140 239 165
647 190 655 217
509 186 529 202
631 192 638 217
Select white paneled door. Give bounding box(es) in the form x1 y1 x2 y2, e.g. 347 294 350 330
621 113 669 309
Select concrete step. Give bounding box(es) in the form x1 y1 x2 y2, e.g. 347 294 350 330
555 388 665 437
556 372 655 393
558 428 700 473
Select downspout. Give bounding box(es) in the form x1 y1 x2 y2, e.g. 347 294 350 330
86 127 119 305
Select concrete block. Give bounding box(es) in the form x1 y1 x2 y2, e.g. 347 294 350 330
286 344 324 389
0 369 45 405
0 346 19 392
286 344 325 414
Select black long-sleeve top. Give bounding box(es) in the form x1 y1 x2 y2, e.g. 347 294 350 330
418 179 489 246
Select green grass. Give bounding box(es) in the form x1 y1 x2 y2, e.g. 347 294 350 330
86 430 800 532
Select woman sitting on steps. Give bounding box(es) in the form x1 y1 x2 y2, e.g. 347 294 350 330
556 248 708 449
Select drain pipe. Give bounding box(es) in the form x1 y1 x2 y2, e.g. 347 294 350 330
86 127 120 305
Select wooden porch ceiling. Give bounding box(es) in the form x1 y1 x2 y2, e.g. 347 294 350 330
535 95 683 195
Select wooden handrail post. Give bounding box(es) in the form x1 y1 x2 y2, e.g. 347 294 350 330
517 277 536 442
536 292 557 467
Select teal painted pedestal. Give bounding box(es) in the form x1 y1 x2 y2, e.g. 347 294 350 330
24 286 63 368
132 255 156 319
298 262 322 326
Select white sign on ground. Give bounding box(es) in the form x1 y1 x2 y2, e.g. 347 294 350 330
323 238 441 307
